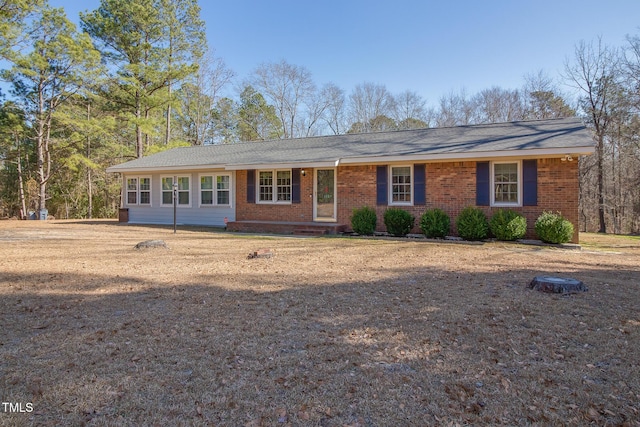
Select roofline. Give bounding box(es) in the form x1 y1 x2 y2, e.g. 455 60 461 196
338 146 595 165
106 164 227 173
106 160 341 173
224 160 340 171
106 146 594 173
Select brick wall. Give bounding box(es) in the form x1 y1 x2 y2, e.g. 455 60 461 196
535 158 579 242
418 159 578 242
235 158 580 243
235 170 315 222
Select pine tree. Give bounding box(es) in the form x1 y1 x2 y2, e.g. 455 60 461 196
158 0 206 145
82 0 205 157
3 6 100 218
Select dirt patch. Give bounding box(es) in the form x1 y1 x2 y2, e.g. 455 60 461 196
1 220 639 426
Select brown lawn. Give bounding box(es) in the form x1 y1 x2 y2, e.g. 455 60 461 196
0 220 639 426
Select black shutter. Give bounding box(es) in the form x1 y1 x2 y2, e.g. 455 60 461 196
413 164 426 205
522 159 538 206
376 165 388 205
246 169 255 203
476 161 490 206
291 168 301 204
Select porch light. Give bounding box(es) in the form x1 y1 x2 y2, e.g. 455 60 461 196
301 169 306 176
561 155 573 162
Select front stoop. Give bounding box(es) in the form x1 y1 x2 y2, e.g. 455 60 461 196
292 228 328 236
227 220 346 236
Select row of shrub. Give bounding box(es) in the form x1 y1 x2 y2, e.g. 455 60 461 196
351 206 574 244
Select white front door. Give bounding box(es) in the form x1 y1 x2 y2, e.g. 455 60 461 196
314 168 336 221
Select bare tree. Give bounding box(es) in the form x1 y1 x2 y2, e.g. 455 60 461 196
251 60 316 139
619 35 640 233
178 48 235 145
435 89 475 127
472 87 526 123
623 35 640 112
298 83 336 137
393 90 429 129
348 82 394 132
322 83 347 135
565 38 619 233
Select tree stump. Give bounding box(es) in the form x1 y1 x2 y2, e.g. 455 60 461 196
528 276 587 294
134 240 168 249
247 249 274 259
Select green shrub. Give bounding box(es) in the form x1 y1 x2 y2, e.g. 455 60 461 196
419 208 450 238
489 209 527 241
535 211 574 244
384 208 415 237
350 206 377 235
455 206 489 240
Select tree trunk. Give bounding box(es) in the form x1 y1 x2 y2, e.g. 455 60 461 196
166 24 173 145
144 108 150 149
597 133 606 233
136 90 143 158
165 82 172 145
87 102 92 219
578 158 585 232
36 83 47 216
16 133 27 220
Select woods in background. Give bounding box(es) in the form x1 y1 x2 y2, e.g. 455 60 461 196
0 0 638 233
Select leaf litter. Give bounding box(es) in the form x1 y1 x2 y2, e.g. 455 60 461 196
0 220 639 426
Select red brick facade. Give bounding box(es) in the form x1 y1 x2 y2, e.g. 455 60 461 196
233 158 580 243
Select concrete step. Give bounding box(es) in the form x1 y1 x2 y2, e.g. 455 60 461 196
293 228 327 236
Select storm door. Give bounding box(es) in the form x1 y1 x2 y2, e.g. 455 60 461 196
314 169 336 221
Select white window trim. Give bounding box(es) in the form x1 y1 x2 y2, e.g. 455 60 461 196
256 169 292 204
125 176 152 206
160 175 192 208
389 165 414 206
491 160 522 207
125 177 138 206
198 173 233 207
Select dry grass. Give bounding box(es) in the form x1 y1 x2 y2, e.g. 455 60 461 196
1 220 639 426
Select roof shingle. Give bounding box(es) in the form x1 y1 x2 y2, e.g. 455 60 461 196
107 117 594 172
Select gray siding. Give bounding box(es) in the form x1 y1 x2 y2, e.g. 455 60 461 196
123 170 236 227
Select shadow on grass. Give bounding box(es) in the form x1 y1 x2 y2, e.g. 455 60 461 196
1 265 639 426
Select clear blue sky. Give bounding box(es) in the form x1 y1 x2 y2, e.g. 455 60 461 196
33 0 640 106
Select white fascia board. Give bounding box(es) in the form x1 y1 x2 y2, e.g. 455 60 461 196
106 164 227 173
224 160 340 170
337 146 595 165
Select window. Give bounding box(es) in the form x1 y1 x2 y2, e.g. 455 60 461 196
125 176 151 205
390 166 412 205
217 175 230 205
162 177 173 205
139 178 151 204
200 176 213 205
259 171 273 202
258 170 291 203
127 178 138 204
276 170 291 201
177 177 189 205
200 174 231 206
492 162 520 206
161 176 190 206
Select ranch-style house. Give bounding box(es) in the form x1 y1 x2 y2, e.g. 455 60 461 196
107 117 595 243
